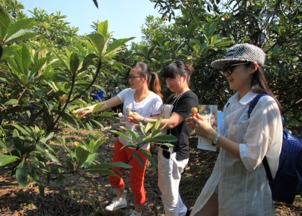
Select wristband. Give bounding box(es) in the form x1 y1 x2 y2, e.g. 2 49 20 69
212 133 220 146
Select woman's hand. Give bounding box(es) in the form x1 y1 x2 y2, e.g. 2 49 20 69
186 113 216 140
127 112 144 124
72 106 94 118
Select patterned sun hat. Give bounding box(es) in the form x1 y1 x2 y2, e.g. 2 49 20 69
211 43 266 69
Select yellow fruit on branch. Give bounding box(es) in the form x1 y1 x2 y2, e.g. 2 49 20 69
59 95 66 103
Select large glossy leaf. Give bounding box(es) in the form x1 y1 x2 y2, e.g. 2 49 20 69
144 122 155 133
1 45 21 60
152 135 177 143
82 153 98 168
15 44 31 74
105 37 135 56
54 52 69 70
86 33 105 57
12 124 31 136
0 6 10 33
44 150 61 165
131 151 144 168
31 57 48 76
16 160 28 188
96 20 109 38
140 150 158 169
0 154 19 166
80 53 97 72
75 147 90 168
5 18 35 44
5 29 36 44
70 52 80 75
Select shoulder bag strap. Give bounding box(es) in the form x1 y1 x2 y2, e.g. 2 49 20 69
248 93 273 181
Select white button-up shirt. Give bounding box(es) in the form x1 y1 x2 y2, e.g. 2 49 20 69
191 91 283 216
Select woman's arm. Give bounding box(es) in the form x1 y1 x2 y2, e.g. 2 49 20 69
74 96 123 118
186 113 240 158
128 111 184 129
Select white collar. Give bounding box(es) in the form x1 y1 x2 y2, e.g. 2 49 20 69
229 91 258 106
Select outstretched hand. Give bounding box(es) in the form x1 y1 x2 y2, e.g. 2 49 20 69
72 106 93 118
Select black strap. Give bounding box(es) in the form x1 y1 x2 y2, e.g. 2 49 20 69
248 93 273 181
263 157 273 181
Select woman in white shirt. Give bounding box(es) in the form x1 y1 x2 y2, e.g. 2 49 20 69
74 62 163 216
186 43 283 216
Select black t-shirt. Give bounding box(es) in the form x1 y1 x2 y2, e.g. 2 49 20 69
165 90 199 160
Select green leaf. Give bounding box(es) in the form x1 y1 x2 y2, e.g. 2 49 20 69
110 129 130 141
4 99 18 106
5 30 36 44
54 52 69 71
144 122 155 133
2 45 22 60
44 150 61 165
127 129 139 140
131 151 144 168
140 150 158 169
17 44 31 74
47 81 59 92
0 154 19 166
6 18 35 38
151 129 162 138
92 103 104 113
70 52 80 75
80 53 97 71
89 138 104 153
154 116 162 130
105 37 135 56
86 33 105 57
13 125 31 136
0 6 11 34
96 20 109 37
82 153 98 168
152 135 178 143
31 57 48 75
16 160 28 188
75 147 90 167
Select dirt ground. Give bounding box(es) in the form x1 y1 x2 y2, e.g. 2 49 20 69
0 133 302 216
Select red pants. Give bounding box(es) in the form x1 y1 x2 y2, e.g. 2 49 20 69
108 139 148 205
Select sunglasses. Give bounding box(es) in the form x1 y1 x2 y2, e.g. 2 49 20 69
127 75 142 81
223 62 250 75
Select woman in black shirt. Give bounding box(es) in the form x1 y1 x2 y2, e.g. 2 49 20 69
128 61 199 216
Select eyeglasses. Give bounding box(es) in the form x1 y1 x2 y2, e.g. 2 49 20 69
223 62 250 75
127 75 142 81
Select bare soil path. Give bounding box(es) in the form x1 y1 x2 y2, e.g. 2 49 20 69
0 134 301 216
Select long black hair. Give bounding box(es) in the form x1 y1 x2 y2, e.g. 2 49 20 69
248 62 282 112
